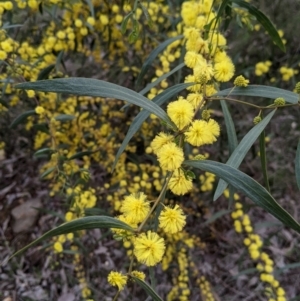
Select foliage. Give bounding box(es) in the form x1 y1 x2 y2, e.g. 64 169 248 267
1 0 300 300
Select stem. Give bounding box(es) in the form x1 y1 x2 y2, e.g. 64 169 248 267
112 291 121 301
137 174 172 232
128 255 135 274
209 96 298 110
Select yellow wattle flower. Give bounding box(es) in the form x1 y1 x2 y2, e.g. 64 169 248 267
133 231 165 266
107 271 128 291
167 98 194 130
159 204 186 233
157 142 184 171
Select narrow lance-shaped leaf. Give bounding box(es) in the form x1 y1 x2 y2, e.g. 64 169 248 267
15 78 171 124
214 0 232 34
121 12 133 34
220 99 238 155
37 64 55 81
185 160 300 234
135 35 184 88
112 83 193 171
259 129 270 192
296 140 300 191
214 109 276 200
34 148 54 158
40 167 56 179
67 150 95 160
121 62 185 110
215 85 298 104
232 0 285 51
130 275 163 301
10 110 36 128
139 1 153 27
139 62 186 96
8 216 134 260
223 3 233 31
84 0 95 18
55 114 76 122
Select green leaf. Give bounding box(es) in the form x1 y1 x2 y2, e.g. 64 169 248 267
149 267 156 291
220 100 238 154
215 85 298 104
112 83 192 171
84 0 95 18
8 216 134 260
223 3 233 31
214 0 232 33
84 208 111 216
128 19 140 43
40 166 56 179
55 114 76 122
121 62 186 110
34 148 54 158
67 150 95 160
121 12 133 34
139 62 186 96
139 1 153 28
220 100 238 206
16 78 171 124
2 23 23 29
10 110 36 129
259 128 270 191
135 35 184 88
232 0 285 51
55 50 65 72
38 2 43 14
185 160 300 234
295 140 300 191
130 276 163 301
203 209 231 226
214 110 276 200
37 64 55 81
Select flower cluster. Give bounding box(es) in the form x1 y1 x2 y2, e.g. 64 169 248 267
230 195 287 301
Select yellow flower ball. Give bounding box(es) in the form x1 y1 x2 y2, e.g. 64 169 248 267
167 99 194 130
133 231 165 266
159 204 186 233
168 169 193 195
107 271 127 291
157 142 184 171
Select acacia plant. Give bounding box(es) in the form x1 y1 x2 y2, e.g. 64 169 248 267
2 0 300 300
